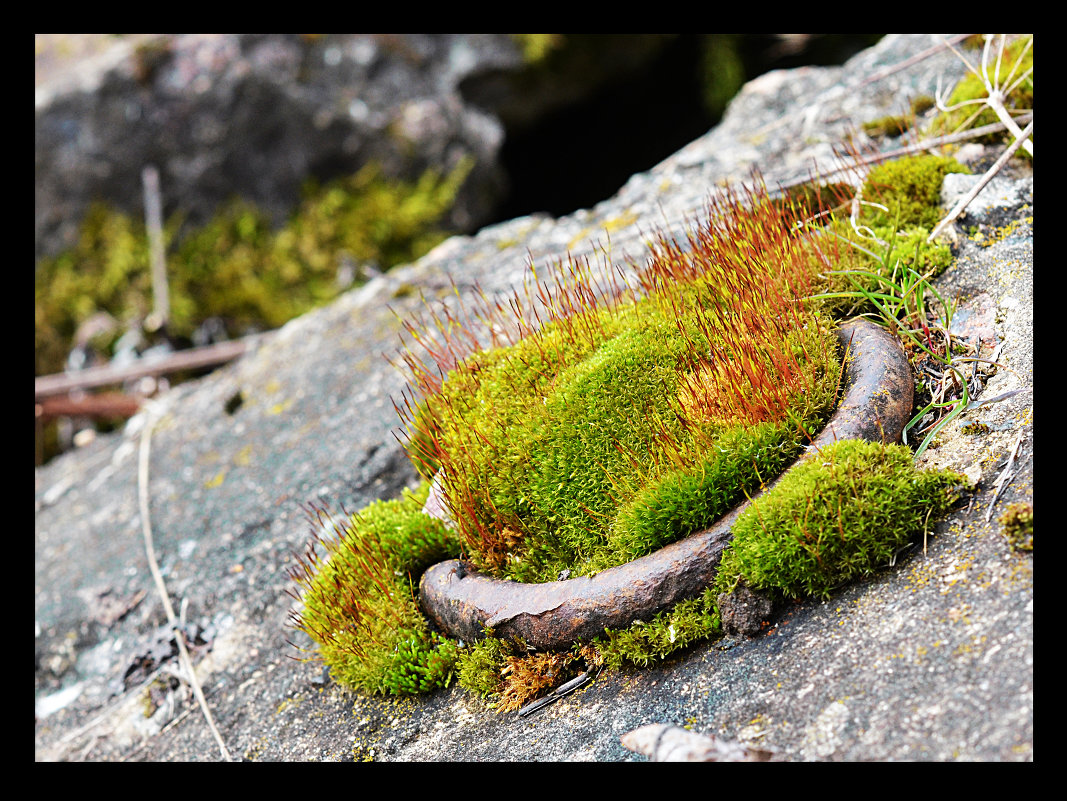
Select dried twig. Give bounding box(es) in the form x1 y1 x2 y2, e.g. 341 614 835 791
516 671 593 718
985 428 1027 522
34 336 254 400
138 408 233 761
142 165 170 332
36 391 143 422
928 118 1033 243
938 35 1032 156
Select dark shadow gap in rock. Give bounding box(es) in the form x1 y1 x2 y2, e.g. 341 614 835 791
483 34 883 224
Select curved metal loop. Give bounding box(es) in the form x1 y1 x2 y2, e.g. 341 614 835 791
419 319 912 651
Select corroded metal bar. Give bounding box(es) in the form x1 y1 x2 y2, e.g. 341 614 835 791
419 319 912 651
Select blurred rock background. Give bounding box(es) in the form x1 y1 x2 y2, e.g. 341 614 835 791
35 34 881 464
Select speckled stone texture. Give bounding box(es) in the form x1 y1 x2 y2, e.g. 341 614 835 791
35 35 1032 762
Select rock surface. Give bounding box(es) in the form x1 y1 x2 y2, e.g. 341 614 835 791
36 34 534 259
35 35 1033 762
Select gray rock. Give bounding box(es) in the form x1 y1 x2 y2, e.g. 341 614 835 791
34 34 690 262
942 172 1034 224
718 584 776 639
35 34 1032 762
35 34 520 260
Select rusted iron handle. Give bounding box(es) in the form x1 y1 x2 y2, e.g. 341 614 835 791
419 319 913 651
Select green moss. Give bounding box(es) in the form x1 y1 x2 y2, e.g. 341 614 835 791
597 588 721 670
35 159 471 379
862 96 936 138
591 441 963 669
860 154 970 232
290 149 973 697
289 482 464 695
455 635 511 698
35 204 155 377
415 208 843 583
864 114 913 138
605 418 814 564
510 34 565 65
888 224 956 273
456 637 600 711
926 35 1032 157
910 94 936 116
998 502 1033 552
714 440 963 600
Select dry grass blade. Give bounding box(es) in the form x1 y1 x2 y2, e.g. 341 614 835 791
985 428 1027 522
938 34 1032 156
928 119 1033 243
137 407 233 762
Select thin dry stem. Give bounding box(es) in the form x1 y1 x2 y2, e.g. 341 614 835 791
928 118 1033 243
137 407 233 762
937 34 1032 155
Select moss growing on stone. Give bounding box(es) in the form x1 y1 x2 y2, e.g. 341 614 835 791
998 502 1033 552
714 440 963 600
35 159 471 379
403 187 844 585
455 634 603 712
927 35 1032 157
591 442 963 670
863 114 913 139
809 154 964 323
860 154 970 232
289 153 971 698
288 483 464 695
861 95 937 139
455 635 513 698
596 588 722 670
